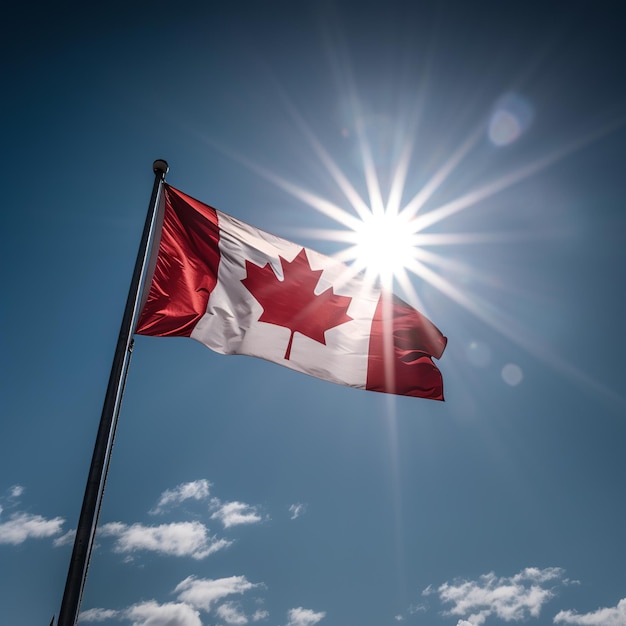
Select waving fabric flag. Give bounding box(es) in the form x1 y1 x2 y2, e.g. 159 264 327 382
136 185 447 399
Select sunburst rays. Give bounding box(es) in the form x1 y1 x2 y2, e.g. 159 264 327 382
200 78 626 412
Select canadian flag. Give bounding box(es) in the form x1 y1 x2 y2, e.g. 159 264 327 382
137 185 447 400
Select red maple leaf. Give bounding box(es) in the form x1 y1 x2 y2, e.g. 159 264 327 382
241 248 353 360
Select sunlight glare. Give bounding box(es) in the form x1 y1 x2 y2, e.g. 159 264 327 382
351 210 416 282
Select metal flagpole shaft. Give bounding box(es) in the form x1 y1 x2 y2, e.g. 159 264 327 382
56 160 169 626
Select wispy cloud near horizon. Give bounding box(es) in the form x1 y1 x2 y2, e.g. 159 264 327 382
289 503 307 520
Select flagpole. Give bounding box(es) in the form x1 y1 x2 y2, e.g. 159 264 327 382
56 160 169 626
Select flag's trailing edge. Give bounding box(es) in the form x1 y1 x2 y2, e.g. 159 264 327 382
137 184 447 400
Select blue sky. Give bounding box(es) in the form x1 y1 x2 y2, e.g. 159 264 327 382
1 2 625 626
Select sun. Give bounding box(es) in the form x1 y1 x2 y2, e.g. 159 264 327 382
348 209 417 284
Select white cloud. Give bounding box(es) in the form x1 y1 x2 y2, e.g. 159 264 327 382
512 567 565 585
10 485 24 499
79 607 120 622
150 479 211 515
216 601 249 625
54 528 76 547
210 500 262 528
80 576 266 626
435 567 565 626
80 601 202 626
286 607 326 626
554 598 626 626
175 575 260 611
0 512 64 545
124 601 202 626
99 520 231 559
0 485 26 518
288 504 307 520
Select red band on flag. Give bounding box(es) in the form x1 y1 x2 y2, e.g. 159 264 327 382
366 294 447 400
137 186 220 337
